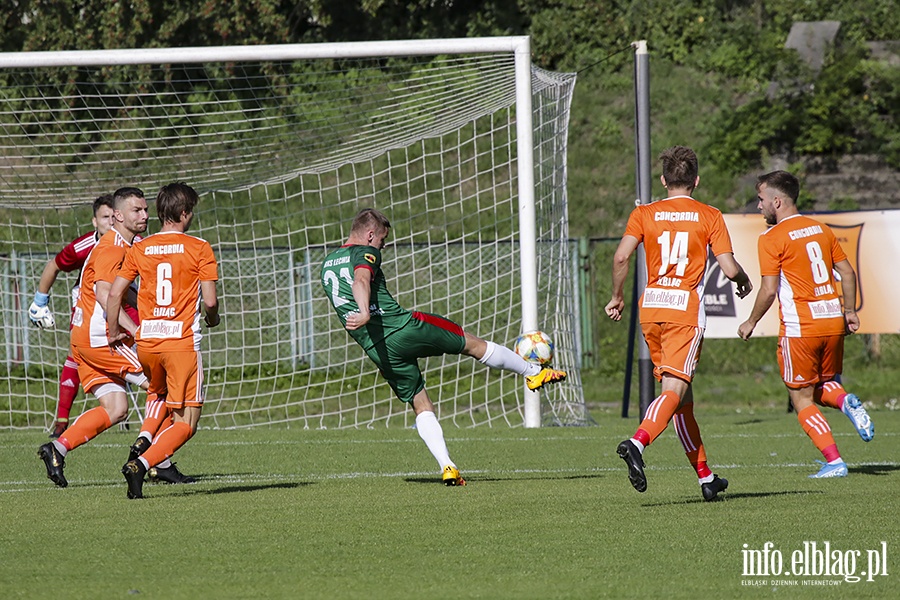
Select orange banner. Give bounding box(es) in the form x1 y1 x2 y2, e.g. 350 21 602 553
704 210 900 338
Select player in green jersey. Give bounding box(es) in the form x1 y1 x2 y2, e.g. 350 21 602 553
321 208 567 486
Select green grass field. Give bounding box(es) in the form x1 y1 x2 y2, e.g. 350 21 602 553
2 407 897 599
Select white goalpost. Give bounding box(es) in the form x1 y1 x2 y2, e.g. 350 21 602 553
0 37 591 430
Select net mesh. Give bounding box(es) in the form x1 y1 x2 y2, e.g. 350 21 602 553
0 46 590 430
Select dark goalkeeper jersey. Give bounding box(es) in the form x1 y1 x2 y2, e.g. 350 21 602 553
320 244 412 350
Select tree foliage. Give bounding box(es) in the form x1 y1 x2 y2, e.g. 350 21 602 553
0 0 897 172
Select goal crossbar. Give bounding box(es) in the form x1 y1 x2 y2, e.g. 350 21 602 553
0 37 531 68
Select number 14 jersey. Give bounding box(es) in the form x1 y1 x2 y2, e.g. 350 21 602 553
624 195 735 328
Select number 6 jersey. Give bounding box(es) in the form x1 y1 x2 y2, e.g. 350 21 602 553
757 213 848 338
118 231 218 352
624 195 735 328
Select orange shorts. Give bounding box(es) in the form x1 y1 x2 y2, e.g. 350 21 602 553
641 322 704 383
71 342 144 395
777 335 844 389
138 350 204 409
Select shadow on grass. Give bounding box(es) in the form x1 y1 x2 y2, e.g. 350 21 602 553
158 481 312 496
850 464 900 476
403 473 606 485
640 489 825 507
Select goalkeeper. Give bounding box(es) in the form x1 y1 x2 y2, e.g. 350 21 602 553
28 195 117 438
321 208 567 486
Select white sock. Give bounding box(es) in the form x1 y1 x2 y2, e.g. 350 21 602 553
52 439 67 457
699 474 714 485
479 340 541 377
415 411 453 470
630 438 645 454
156 458 172 469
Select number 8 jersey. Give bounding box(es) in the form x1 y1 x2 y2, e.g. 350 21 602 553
757 213 848 338
118 231 219 352
624 195 735 328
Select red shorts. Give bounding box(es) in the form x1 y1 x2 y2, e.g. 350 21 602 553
138 350 204 409
641 322 704 383
71 342 143 394
777 335 844 389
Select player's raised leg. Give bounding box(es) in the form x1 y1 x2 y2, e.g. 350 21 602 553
467 336 567 390
815 380 874 442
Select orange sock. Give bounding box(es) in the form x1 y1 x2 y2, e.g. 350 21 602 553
673 403 711 479
634 390 681 447
58 406 113 451
797 405 841 462
140 395 171 438
814 380 847 410
139 422 193 468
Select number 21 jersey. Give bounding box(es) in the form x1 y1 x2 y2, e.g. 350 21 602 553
320 244 412 350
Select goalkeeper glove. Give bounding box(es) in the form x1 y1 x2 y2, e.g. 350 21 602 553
29 292 55 329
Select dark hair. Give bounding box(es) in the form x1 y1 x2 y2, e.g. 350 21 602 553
112 187 144 210
351 208 391 234
659 146 699 190
92 194 114 215
156 182 199 224
756 170 800 203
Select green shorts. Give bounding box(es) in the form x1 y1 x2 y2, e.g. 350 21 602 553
364 311 466 404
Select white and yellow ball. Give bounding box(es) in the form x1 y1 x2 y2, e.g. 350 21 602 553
514 330 554 365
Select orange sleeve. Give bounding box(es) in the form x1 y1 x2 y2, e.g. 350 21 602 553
829 229 848 264
93 244 127 283
197 241 218 281
118 245 139 282
708 210 734 257
758 232 781 277
623 206 645 242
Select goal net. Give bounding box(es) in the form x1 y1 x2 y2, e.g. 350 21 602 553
0 37 591 430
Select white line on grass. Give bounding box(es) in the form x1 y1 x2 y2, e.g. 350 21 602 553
6 461 899 494
2 430 893 452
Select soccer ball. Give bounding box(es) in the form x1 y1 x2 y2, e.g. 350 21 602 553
514 330 554 365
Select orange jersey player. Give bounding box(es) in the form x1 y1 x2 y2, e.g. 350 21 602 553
37 188 150 489
107 182 220 499
739 170 873 479
29 194 117 438
605 145 752 501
